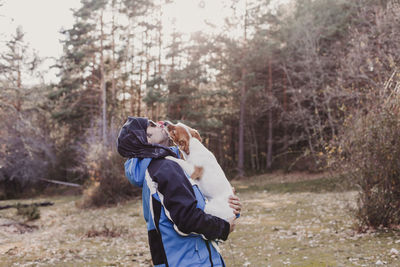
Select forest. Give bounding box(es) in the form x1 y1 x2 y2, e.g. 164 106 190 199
2 0 400 265
1 0 400 222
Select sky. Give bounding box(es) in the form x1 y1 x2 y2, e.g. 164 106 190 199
0 0 230 84
0 0 81 58
0 0 81 84
0 0 290 84
0 0 230 56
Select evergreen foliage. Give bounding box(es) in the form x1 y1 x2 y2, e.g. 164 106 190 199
1 0 400 226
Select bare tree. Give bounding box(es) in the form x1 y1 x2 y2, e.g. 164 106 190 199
237 0 248 177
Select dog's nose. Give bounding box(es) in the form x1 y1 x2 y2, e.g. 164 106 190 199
164 121 170 126
156 121 164 128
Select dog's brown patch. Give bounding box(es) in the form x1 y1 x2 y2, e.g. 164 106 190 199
167 124 196 155
189 128 202 142
191 166 204 180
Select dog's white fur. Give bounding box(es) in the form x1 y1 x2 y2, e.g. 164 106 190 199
166 123 235 221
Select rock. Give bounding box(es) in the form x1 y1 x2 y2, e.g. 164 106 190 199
389 248 399 255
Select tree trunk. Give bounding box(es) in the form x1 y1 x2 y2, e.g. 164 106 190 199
218 132 224 170
283 70 288 162
231 124 236 170
249 127 256 170
237 0 248 178
137 31 144 117
127 18 136 116
100 11 107 144
15 50 22 111
237 68 246 177
111 1 116 122
251 125 260 171
266 59 273 169
157 2 163 121
145 27 150 117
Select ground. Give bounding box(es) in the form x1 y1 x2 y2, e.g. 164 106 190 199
1 172 399 266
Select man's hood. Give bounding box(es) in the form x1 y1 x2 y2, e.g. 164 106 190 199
117 117 176 159
118 117 179 188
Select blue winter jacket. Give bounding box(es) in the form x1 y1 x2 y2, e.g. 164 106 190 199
118 117 229 267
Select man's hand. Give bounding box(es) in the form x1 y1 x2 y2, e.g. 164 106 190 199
228 217 237 233
228 187 242 215
228 187 241 234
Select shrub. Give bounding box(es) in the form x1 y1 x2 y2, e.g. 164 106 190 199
16 204 40 221
80 140 139 208
336 73 400 229
85 223 127 238
0 111 55 199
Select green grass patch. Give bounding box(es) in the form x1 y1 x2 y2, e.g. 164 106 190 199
235 173 354 194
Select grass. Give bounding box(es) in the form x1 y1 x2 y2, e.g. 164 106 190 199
220 190 400 266
1 172 399 266
234 172 354 194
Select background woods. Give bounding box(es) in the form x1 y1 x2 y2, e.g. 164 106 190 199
1 0 400 226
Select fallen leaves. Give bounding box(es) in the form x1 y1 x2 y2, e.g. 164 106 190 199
219 190 400 266
1 188 399 266
0 196 151 266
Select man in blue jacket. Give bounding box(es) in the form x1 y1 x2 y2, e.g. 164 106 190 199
117 117 241 267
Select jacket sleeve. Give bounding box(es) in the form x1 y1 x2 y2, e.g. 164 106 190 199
150 159 230 241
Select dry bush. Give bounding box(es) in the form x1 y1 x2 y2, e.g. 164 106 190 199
79 126 140 208
85 223 127 238
80 144 139 208
0 100 56 199
16 204 40 221
335 72 400 229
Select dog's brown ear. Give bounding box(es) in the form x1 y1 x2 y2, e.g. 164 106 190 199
166 124 176 132
189 129 202 142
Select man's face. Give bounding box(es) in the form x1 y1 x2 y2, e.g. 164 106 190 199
147 120 169 145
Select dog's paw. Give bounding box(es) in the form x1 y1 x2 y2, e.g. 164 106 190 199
165 156 175 161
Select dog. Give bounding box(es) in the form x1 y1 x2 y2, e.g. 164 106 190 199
163 121 235 221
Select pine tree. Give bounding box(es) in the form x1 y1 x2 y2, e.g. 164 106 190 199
0 28 54 197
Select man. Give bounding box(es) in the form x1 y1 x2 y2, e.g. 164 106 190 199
117 117 241 267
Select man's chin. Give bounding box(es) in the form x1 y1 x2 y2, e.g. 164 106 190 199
158 137 170 147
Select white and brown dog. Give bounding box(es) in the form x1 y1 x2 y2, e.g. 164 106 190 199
163 121 235 221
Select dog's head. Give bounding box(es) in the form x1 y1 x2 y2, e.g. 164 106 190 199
164 121 202 155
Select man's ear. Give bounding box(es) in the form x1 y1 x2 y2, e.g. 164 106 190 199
189 129 202 142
